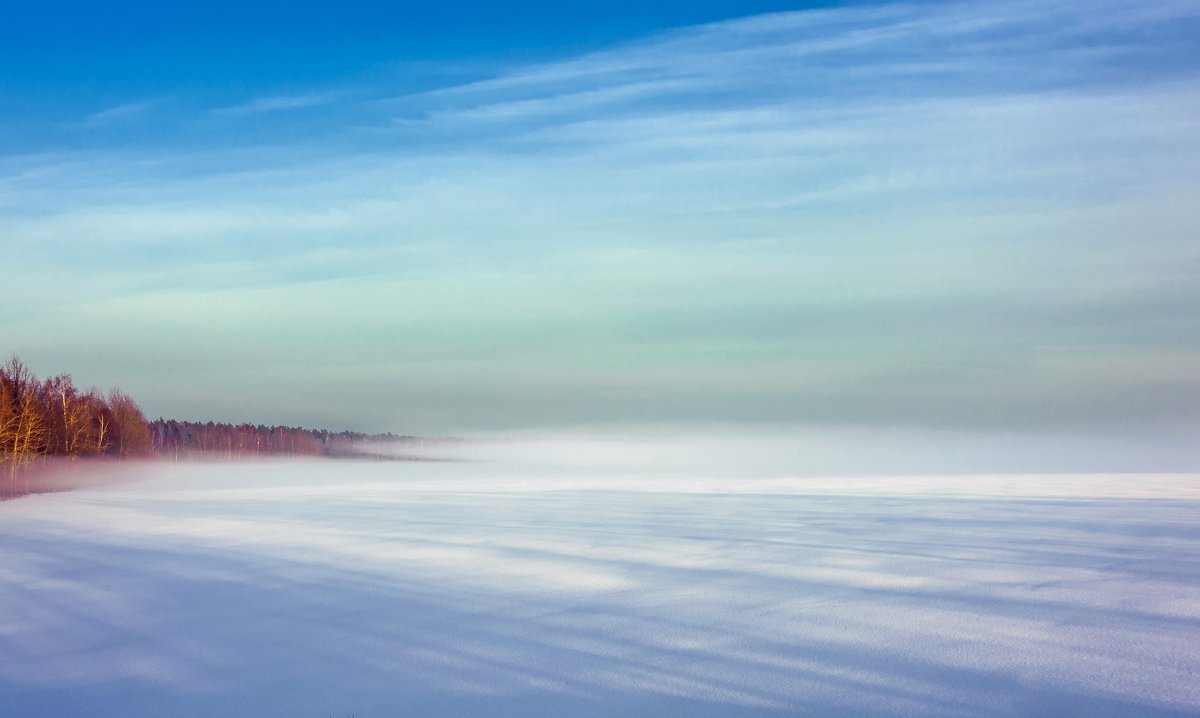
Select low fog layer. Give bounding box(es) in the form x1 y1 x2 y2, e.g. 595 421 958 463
385 427 1200 475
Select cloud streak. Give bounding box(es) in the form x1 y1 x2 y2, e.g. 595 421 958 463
64 99 160 128
210 91 346 117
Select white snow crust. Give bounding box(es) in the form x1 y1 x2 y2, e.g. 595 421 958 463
1 450 1198 716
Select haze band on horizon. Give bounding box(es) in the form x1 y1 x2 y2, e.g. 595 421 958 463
2 0 1198 470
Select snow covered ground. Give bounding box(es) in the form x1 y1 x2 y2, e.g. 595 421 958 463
2 445 1199 717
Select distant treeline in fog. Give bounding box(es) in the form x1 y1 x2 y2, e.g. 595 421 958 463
1 355 405 496
149 419 406 460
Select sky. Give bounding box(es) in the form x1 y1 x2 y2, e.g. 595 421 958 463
2 0 1199 464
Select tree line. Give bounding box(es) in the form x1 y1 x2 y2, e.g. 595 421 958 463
2 355 405 497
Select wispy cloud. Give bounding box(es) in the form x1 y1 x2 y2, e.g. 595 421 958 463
66 99 159 128
399 0 1199 140
423 78 704 122
210 91 344 117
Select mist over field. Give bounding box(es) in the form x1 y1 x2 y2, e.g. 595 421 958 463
409 427 1200 475
3 443 1199 717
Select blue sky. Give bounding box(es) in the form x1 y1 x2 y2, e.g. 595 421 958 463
3 0 1199 466
1 1 807 121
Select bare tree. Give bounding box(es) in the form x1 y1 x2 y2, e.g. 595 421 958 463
0 356 47 486
109 388 153 458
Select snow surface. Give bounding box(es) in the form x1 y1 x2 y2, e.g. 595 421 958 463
1 446 1199 717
